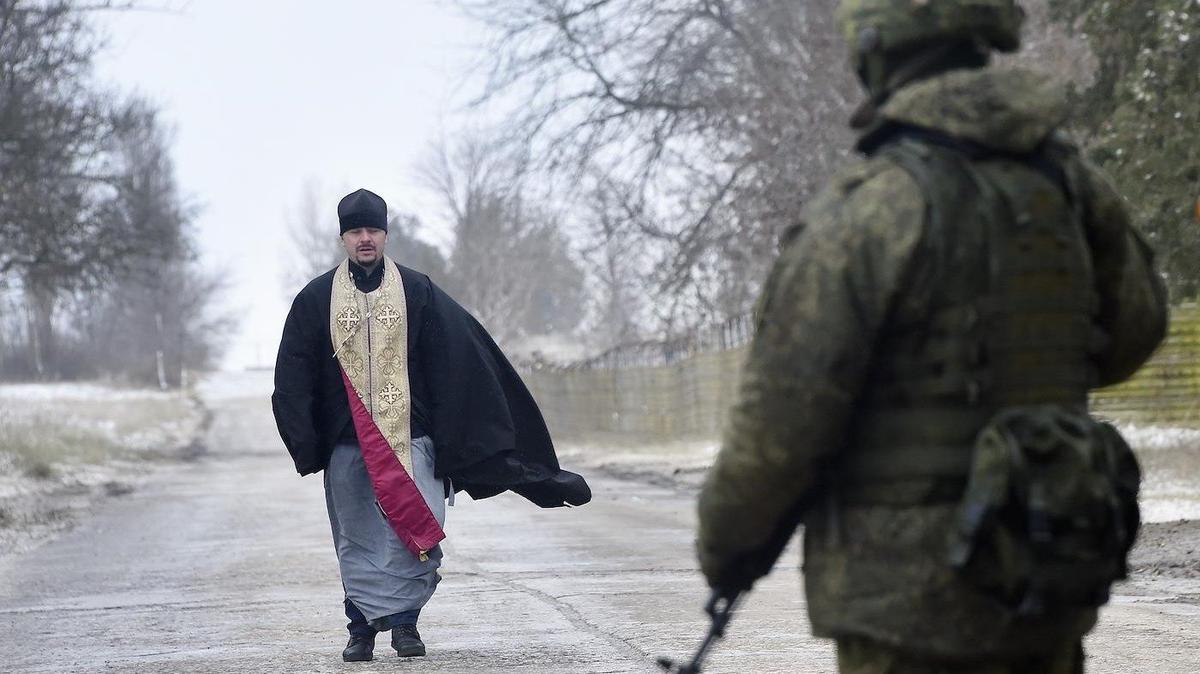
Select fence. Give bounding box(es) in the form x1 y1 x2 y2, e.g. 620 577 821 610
1091 304 1200 423
522 314 753 443
524 306 1200 444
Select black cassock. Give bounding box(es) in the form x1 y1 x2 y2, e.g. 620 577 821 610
272 261 590 509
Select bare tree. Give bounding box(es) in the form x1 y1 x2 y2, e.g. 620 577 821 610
459 0 1124 339
56 99 231 386
281 180 452 294
69 258 231 386
0 73 232 384
383 211 449 285
422 135 585 346
0 0 152 377
281 178 343 294
576 174 647 347
458 0 857 333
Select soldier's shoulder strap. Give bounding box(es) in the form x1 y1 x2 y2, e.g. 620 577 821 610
869 122 1078 201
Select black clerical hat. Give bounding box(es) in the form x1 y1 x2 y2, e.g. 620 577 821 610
337 188 388 234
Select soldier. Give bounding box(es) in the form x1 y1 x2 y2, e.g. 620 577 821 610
695 1 1168 672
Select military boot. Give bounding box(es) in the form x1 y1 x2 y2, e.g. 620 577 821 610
342 634 375 662
391 623 426 657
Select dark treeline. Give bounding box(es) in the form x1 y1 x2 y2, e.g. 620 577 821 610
0 1 227 386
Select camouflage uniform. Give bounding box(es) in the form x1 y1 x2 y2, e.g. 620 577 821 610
837 636 1082 674
695 4 1168 671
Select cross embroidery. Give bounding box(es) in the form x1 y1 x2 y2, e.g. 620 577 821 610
336 306 360 333
379 383 405 406
380 347 404 377
375 304 402 330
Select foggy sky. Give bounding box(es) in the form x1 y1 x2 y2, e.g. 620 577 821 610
94 1 486 369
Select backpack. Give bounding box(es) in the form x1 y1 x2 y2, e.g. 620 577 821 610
946 404 1141 615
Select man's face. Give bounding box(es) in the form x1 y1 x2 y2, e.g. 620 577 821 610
341 228 387 266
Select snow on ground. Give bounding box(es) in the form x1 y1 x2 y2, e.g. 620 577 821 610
562 438 720 469
0 381 177 402
0 393 199 454
1117 423 1200 452
0 380 203 492
194 368 275 402
1119 423 1200 523
0 379 207 556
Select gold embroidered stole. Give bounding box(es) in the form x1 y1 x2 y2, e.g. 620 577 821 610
329 257 412 474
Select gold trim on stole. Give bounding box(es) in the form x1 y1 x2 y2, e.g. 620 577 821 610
329 257 412 474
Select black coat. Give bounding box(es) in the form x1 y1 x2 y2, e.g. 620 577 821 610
271 262 590 508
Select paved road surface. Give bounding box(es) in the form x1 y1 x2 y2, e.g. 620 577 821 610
0 387 1197 673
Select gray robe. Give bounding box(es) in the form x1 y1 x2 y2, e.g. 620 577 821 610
324 435 446 621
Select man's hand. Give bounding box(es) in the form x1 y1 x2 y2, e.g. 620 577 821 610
697 501 806 594
698 542 752 594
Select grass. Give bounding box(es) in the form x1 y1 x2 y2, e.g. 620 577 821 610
0 414 118 470
0 388 200 479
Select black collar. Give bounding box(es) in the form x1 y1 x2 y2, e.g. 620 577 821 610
348 259 385 292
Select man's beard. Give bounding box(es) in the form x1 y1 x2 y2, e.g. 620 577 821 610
354 248 379 265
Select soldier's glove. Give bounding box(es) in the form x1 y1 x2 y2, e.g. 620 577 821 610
697 501 806 595
698 546 768 596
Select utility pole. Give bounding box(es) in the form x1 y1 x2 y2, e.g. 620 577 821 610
155 312 168 391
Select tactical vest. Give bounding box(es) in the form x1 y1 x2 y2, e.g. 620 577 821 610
841 132 1102 505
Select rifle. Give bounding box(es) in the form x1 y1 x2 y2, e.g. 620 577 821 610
658 495 808 672
656 589 742 674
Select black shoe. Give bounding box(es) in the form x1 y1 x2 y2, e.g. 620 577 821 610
391 623 426 657
342 634 375 662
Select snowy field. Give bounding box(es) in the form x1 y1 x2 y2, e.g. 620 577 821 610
194 368 275 402
0 382 185 402
0 382 202 461
0 380 206 555
1120 423 1200 523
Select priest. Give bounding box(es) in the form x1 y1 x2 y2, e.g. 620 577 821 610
272 188 591 662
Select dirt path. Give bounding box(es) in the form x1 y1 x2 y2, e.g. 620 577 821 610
0 384 1197 673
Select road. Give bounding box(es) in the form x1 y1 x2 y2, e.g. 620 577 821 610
0 384 1197 673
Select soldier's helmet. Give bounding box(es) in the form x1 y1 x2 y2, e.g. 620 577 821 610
837 0 1025 58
